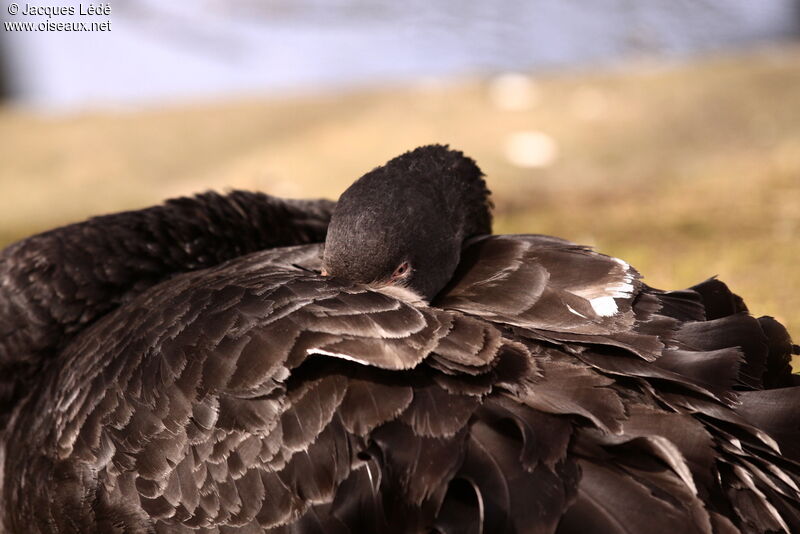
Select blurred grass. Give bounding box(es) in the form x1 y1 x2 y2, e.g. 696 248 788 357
1 46 799 369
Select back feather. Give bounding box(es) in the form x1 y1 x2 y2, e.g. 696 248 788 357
2 218 799 534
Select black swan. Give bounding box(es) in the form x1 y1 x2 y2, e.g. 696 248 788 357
1 145 798 533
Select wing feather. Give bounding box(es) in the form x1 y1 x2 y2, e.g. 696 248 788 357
5 232 800 534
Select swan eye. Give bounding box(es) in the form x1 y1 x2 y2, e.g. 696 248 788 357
391 261 410 280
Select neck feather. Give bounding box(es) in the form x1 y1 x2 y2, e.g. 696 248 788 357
0 191 333 428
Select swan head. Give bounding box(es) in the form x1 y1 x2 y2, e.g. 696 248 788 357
322 145 492 301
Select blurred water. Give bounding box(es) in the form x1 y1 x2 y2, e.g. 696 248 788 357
2 0 798 111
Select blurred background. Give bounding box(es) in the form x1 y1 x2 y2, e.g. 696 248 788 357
1 1 799 366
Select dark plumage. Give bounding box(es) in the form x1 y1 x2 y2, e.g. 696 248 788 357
0 191 334 432
323 145 492 300
1 145 798 533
